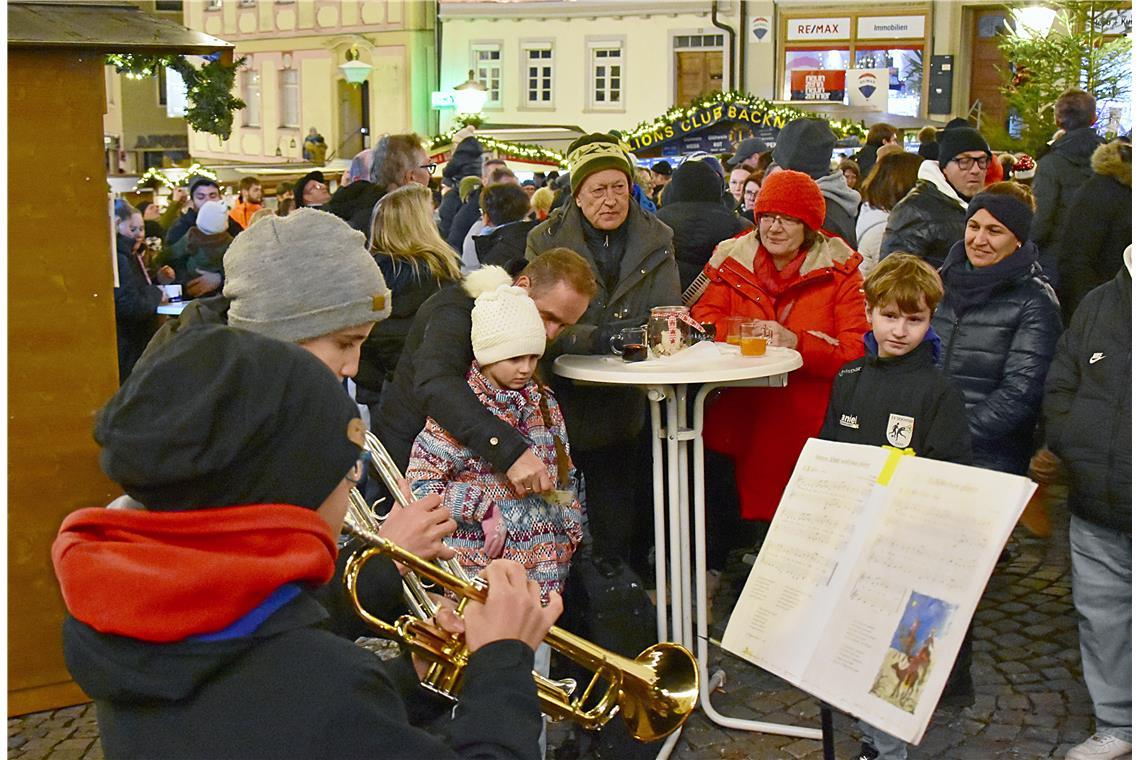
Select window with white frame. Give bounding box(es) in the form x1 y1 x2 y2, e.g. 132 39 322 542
472 44 502 107
279 68 299 127
523 43 554 107
589 43 624 108
206 0 222 9
242 69 261 127
238 0 256 7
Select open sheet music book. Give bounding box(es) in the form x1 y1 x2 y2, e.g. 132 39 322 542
722 438 1036 744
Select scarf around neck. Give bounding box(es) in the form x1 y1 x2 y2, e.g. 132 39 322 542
940 239 1040 315
52 504 336 643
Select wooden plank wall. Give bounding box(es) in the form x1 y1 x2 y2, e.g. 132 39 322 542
8 48 122 716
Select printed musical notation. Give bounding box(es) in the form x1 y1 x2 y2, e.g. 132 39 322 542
723 439 1036 746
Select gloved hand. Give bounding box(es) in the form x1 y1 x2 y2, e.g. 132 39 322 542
482 507 505 558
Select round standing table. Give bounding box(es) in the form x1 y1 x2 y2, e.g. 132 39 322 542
554 345 822 756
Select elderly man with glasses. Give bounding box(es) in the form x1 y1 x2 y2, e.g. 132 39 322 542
880 126 993 270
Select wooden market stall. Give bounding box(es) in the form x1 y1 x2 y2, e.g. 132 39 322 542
7 1 231 715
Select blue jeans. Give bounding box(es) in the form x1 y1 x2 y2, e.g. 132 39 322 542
1070 514 1132 742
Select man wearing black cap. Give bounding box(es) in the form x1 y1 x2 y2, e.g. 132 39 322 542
295 170 332 209
648 159 672 206
881 126 992 270
164 176 243 247
726 136 766 172
53 326 560 760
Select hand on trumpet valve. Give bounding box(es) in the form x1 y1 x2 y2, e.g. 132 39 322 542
411 593 465 679
376 490 457 573
464 560 562 652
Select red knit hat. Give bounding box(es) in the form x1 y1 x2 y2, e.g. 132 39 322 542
755 170 826 231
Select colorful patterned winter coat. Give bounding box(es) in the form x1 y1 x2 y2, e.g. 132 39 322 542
407 364 583 598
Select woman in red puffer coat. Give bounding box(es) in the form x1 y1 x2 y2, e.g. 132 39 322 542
690 170 868 522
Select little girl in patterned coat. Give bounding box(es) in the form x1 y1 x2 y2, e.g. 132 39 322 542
406 283 583 601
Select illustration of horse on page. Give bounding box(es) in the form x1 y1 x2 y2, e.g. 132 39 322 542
868 591 957 713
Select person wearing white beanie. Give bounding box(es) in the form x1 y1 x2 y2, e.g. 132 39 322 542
408 284 582 754
153 200 234 298
195 199 229 235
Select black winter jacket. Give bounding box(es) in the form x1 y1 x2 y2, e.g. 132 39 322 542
474 219 539 269
526 203 681 450
656 161 751 291
819 333 973 465
376 268 530 472
1058 140 1132 321
933 241 1063 474
356 257 452 392
880 163 967 270
113 234 162 383
448 192 483 252
327 180 385 235
1030 126 1103 257
1043 267 1131 532
64 594 540 759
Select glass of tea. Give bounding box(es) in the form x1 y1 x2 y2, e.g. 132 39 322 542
725 317 747 346
740 321 769 357
609 325 649 362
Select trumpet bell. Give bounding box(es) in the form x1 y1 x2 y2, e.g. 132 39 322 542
620 643 700 742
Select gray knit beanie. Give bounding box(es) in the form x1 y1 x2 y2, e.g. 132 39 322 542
223 208 391 343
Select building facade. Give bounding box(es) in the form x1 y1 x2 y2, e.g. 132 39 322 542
440 1 1126 137
180 0 436 164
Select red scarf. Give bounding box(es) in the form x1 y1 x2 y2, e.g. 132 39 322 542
52 504 336 643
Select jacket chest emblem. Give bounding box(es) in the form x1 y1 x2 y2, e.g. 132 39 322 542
885 413 914 448
840 414 860 430
1089 352 1106 364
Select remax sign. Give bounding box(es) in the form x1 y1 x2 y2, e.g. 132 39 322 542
786 17 851 40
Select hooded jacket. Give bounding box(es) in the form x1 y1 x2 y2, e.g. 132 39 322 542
819 330 973 465
1029 126 1104 255
815 170 861 249
1058 140 1132 320
1043 263 1131 532
54 505 539 760
879 160 968 270
655 161 752 290
932 240 1063 475
525 201 682 450
690 233 867 520
157 226 233 290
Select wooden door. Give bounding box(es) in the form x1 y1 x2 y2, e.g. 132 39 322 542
337 79 364 159
675 51 724 105
969 7 1012 129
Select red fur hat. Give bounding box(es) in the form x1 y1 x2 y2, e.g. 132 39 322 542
755 170 826 231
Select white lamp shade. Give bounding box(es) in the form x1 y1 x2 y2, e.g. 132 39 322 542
339 59 373 85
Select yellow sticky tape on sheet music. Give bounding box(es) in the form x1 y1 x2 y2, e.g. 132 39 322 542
876 446 915 485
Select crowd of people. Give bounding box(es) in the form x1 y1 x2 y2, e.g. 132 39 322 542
82 88 1130 760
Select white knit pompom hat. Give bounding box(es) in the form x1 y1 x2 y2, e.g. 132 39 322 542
196 200 229 235
470 284 546 366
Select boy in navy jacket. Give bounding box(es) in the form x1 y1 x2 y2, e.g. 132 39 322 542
819 253 973 760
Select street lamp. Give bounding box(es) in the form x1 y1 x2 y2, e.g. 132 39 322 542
339 45 372 85
453 69 489 115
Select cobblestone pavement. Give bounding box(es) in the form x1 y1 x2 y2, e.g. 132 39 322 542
8 498 1104 760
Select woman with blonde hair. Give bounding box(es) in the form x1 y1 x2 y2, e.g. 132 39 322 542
357 183 462 397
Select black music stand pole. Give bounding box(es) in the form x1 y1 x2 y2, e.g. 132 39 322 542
820 701 836 760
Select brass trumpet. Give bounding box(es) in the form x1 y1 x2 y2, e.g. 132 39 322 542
342 432 699 741
343 518 700 742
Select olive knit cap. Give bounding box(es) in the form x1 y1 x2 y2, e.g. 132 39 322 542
223 208 391 343
755 170 827 231
567 133 634 196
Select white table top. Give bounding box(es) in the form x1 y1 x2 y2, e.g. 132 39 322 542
553 342 803 386
157 301 189 316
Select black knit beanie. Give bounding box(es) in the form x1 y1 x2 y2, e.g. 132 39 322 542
938 127 991 168
966 191 1034 244
96 325 362 511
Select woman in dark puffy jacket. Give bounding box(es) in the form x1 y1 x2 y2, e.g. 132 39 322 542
932 182 1063 475
359 184 462 395
655 159 752 290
